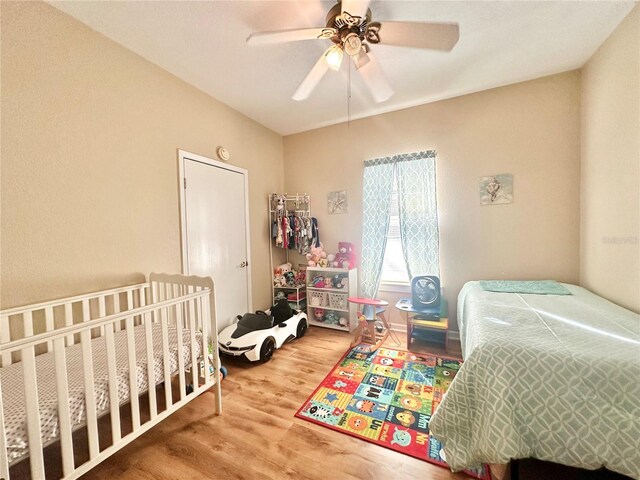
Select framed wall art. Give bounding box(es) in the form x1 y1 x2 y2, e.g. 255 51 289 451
479 174 513 205
327 190 348 214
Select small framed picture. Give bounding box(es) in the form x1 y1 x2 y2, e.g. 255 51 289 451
479 174 513 205
327 190 348 214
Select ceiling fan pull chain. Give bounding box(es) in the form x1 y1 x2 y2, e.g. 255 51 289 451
347 55 352 128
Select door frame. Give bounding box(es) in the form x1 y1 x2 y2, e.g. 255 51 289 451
177 149 253 312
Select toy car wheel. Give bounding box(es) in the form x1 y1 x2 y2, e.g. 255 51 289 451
259 337 276 362
296 319 308 338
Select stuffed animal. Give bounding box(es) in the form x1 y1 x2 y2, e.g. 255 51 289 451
274 275 287 287
314 308 325 322
334 242 356 269
332 274 347 289
274 262 293 276
324 276 333 288
284 271 296 286
295 270 306 286
275 195 285 212
312 275 325 288
306 243 328 267
327 254 336 266
338 317 348 327
324 311 340 325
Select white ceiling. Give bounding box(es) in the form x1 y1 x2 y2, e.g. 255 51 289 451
48 1 636 136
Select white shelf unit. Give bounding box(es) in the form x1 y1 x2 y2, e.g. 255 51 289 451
268 193 310 308
306 267 358 332
273 285 307 311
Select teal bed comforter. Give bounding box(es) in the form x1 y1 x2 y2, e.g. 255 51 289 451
429 282 640 479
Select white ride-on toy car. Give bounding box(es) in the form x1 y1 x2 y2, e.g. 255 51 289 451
218 298 308 362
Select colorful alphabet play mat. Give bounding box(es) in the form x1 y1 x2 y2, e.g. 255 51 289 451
295 345 489 479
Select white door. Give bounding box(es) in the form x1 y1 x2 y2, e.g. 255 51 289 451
179 151 251 330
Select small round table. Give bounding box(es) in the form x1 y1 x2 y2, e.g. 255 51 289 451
347 297 390 352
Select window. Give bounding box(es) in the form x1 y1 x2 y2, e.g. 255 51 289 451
360 151 438 298
380 177 410 284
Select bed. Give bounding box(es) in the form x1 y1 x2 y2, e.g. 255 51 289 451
429 281 640 479
0 273 222 480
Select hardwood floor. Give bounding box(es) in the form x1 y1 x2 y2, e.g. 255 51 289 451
4 327 465 480
78 327 472 480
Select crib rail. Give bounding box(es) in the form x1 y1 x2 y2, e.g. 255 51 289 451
1 282 150 367
0 273 221 480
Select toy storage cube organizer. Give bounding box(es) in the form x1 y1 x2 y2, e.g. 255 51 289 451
309 290 328 307
306 267 358 332
328 293 347 310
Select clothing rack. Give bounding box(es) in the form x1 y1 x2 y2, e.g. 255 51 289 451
268 193 310 213
268 193 313 309
268 193 312 251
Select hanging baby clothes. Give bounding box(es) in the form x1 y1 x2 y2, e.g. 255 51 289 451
288 214 297 249
310 217 320 247
270 194 313 250
298 215 311 255
281 215 289 249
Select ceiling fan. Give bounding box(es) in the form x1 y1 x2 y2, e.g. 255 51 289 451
246 0 459 103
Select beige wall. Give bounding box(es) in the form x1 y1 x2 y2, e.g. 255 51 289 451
1 1 283 310
5 0 631 329
580 5 640 313
284 72 582 330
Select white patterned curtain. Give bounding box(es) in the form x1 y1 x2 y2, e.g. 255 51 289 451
360 159 395 298
361 151 439 298
396 151 440 278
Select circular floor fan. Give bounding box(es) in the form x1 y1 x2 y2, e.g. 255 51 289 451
246 0 459 102
411 275 441 308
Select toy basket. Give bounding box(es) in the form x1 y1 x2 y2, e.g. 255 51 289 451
328 293 347 310
309 290 328 307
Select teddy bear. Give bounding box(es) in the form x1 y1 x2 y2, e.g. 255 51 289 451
334 242 356 269
274 262 292 276
306 243 328 267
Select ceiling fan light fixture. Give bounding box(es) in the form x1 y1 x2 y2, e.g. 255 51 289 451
324 44 344 71
343 32 362 56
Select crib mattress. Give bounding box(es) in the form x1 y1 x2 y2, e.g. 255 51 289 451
1 322 203 465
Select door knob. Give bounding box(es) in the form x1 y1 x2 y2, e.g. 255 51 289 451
240 261 249 268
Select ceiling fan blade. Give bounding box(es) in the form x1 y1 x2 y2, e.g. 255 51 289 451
341 0 371 22
292 53 330 101
357 51 393 103
373 21 459 51
247 27 336 45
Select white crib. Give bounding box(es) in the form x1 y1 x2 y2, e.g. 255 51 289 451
0 273 222 480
